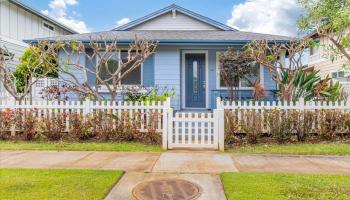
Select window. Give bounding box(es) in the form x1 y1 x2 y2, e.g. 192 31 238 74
97 50 142 85
98 54 119 84
331 71 345 79
120 51 141 85
310 39 320 56
43 22 55 31
218 61 261 88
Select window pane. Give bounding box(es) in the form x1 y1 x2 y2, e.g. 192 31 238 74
193 60 198 94
219 73 239 87
241 63 260 87
331 72 338 78
98 55 118 84
120 51 141 85
338 71 345 78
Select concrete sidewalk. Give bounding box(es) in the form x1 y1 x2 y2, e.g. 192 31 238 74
1 150 350 174
0 150 160 172
2 150 350 200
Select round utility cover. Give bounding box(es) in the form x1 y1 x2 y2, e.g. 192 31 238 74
132 178 202 200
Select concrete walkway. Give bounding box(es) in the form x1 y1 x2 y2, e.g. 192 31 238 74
1 150 350 200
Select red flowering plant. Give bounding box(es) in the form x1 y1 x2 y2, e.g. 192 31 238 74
69 112 93 140
0 108 15 139
39 112 68 141
22 109 38 140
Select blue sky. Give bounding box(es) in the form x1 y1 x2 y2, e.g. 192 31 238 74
22 0 302 36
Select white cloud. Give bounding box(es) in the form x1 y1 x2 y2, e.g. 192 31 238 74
41 0 90 33
227 0 302 36
116 18 131 27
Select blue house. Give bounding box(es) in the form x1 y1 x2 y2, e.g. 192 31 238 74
31 4 293 110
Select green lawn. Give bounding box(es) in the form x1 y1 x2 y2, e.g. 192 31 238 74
0 141 162 152
0 168 124 200
226 143 350 155
220 172 350 200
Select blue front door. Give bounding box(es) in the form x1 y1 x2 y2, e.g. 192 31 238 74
185 54 206 108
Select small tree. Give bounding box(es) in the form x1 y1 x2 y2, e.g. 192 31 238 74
52 36 158 101
246 39 344 101
0 42 57 101
245 39 309 101
218 48 255 101
298 0 350 66
13 47 58 93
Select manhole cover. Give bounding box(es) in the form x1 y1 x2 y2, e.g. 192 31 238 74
132 178 202 200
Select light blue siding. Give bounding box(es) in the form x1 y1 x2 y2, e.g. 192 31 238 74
263 66 276 90
58 45 277 108
58 50 86 100
154 46 181 110
142 54 155 86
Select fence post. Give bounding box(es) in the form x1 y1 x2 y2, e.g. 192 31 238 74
8 99 17 136
83 99 92 115
216 97 225 151
162 98 171 150
299 97 305 111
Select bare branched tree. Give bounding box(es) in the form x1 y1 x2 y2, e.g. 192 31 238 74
218 48 255 101
52 36 158 101
245 39 309 101
0 42 56 102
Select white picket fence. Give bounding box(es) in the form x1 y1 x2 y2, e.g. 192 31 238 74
1 97 349 151
0 98 170 136
217 97 350 134
217 98 350 110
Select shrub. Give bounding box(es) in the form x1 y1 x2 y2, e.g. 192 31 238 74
69 113 93 140
22 110 37 140
318 110 347 140
39 112 67 141
291 110 314 142
224 110 240 144
240 110 261 144
0 108 15 139
124 87 175 102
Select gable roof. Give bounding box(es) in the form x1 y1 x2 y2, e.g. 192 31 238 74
113 4 236 31
8 0 78 34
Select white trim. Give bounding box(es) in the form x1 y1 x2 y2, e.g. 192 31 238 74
215 52 264 90
181 50 209 109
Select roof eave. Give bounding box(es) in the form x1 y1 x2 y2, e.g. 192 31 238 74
24 39 291 46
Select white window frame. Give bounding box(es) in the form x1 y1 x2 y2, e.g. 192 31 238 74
215 52 264 90
96 49 143 92
331 70 347 79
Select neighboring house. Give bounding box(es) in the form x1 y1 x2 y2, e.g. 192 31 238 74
28 4 293 110
0 0 77 68
307 28 350 82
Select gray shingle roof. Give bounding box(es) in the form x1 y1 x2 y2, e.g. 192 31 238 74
26 30 296 44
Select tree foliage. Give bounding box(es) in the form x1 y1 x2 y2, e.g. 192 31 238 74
279 68 344 101
245 39 309 101
0 42 57 101
13 47 58 93
298 0 350 65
